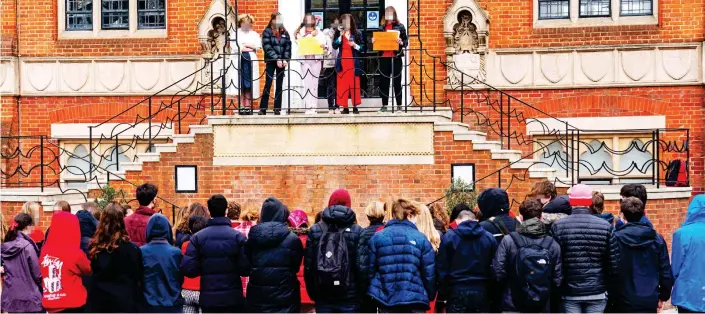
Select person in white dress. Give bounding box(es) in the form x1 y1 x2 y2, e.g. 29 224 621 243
228 14 262 115
294 13 327 115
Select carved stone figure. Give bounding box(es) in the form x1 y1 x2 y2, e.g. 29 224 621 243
206 17 230 56
453 11 479 53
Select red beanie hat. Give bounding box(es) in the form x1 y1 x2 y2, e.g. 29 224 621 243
328 189 352 208
569 184 593 207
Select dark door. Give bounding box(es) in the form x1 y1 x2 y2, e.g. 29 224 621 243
307 0 384 98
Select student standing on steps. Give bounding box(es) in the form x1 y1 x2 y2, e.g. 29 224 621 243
259 12 291 116
295 13 327 115
372 6 408 113
333 14 365 115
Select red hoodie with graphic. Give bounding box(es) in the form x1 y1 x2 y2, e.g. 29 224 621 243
40 212 92 312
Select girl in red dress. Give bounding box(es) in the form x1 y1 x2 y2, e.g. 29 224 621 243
332 14 365 114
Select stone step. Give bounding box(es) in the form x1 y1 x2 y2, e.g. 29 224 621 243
490 149 523 162
529 167 558 178
119 162 144 172
189 125 213 134
472 140 502 151
434 121 471 132
453 130 487 142
172 134 195 144
136 152 160 163
154 143 178 153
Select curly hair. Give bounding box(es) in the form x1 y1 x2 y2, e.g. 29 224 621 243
530 180 557 200
240 201 260 222
89 202 130 260
175 203 209 234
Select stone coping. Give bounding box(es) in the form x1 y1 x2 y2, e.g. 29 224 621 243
207 111 454 126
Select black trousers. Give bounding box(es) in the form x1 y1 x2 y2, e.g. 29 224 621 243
323 67 338 109
447 289 489 313
379 56 403 108
260 61 286 112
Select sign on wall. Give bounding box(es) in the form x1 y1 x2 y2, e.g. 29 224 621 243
312 12 324 29
367 11 379 29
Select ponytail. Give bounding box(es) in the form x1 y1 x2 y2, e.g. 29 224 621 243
3 213 33 243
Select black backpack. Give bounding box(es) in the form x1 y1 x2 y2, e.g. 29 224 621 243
509 232 554 312
488 216 517 243
315 222 350 297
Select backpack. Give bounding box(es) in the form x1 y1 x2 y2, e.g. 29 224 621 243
665 159 688 187
509 232 554 312
488 216 516 243
315 222 350 297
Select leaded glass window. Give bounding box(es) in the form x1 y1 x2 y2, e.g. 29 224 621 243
538 0 569 19
579 0 611 17
621 0 652 16
67 0 93 30
102 0 129 30
138 0 166 29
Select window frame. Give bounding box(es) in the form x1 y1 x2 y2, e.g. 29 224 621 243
60 141 158 182
535 133 654 184
65 0 94 31
538 0 570 20
101 0 130 30
578 0 611 18
137 0 167 29
619 0 653 16
59 0 167 39
533 0 657 28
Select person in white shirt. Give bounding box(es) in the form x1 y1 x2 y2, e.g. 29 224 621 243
229 14 262 115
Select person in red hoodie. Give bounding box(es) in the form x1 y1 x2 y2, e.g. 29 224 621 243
40 211 92 313
125 183 158 246
181 215 208 314
287 209 313 313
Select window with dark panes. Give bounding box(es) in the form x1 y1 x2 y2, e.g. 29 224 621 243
306 0 384 98
67 0 93 30
620 0 652 16
102 0 129 29
138 0 166 29
538 0 569 19
579 0 610 17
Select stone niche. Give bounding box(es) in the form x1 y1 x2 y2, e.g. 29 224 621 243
443 0 489 89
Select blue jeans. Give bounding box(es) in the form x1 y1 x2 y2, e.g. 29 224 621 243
562 299 607 313
315 302 360 313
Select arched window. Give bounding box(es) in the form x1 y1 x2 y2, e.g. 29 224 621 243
67 144 91 176
539 141 568 172
619 139 653 174
101 145 130 171
579 140 613 175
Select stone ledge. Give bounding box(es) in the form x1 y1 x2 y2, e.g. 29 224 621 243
207 111 454 126
213 155 435 166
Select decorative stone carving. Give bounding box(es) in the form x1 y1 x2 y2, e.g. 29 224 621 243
500 54 530 84
540 53 570 84
169 61 197 90
580 51 611 82
621 50 651 81
133 62 162 90
62 62 90 91
197 0 236 58
97 62 126 91
26 63 54 91
443 0 489 88
662 49 691 80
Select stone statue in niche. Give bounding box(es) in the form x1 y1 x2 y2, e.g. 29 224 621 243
453 10 479 53
203 17 230 56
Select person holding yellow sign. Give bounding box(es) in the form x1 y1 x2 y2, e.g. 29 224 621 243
295 13 327 115
372 6 408 112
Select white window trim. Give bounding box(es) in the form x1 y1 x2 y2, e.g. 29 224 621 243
58 0 168 39
533 0 658 28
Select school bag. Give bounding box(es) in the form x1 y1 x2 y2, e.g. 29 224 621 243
488 216 516 243
315 222 350 297
509 232 554 312
665 159 688 187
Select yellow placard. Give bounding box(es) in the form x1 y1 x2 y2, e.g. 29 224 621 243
373 31 400 51
298 36 324 56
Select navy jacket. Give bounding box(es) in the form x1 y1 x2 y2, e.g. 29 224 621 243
368 219 436 309
245 197 304 313
615 215 653 229
174 231 191 249
180 216 250 308
304 205 363 305
140 214 184 307
551 207 620 297
357 221 384 287
76 210 98 255
333 30 366 76
262 26 292 61
477 188 518 242
437 220 497 293
612 222 673 312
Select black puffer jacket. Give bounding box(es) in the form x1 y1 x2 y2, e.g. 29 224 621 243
262 26 292 61
357 220 384 287
550 207 620 297
246 197 304 313
477 188 518 242
304 205 363 305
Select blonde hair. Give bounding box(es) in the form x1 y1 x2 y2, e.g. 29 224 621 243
237 14 254 27
240 201 260 222
365 201 385 224
416 202 441 252
21 201 41 223
384 195 397 222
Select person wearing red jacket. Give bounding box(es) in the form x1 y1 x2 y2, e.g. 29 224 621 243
287 209 313 312
40 211 92 313
124 183 158 246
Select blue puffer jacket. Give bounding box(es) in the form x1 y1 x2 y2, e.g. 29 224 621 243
180 216 250 308
245 197 304 313
141 214 184 307
612 222 673 312
437 220 497 293
368 219 436 309
671 195 705 312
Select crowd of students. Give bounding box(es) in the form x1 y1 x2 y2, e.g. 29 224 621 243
1 181 704 313
232 6 408 115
